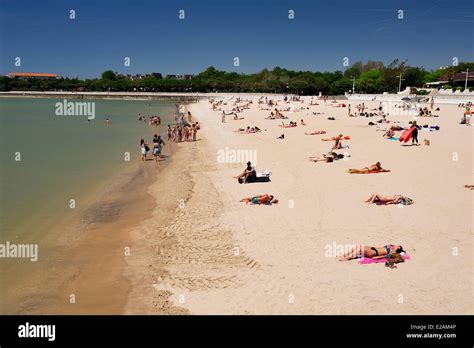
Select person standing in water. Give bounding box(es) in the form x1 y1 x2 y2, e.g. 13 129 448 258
140 139 147 161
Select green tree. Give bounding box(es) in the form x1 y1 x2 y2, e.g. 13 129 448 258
356 70 385 93
101 70 116 80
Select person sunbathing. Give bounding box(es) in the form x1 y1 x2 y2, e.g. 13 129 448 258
339 244 405 261
240 194 279 205
233 115 244 120
305 130 326 135
280 121 297 128
365 193 413 205
348 162 390 174
309 152 345 163
464 185 474 190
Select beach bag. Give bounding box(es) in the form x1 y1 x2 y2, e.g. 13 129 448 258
424 139 430 146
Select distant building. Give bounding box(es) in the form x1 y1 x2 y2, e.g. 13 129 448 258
432 72 474 88
165 74 193 80
451 72 474 87
8 72 58 80
114 72 146 80
150 72 163 79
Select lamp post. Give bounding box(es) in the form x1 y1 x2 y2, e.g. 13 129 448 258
352 76 355 94
461 68 469 90
396 74 405 92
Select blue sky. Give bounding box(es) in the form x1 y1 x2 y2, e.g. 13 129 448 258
0 0 472 78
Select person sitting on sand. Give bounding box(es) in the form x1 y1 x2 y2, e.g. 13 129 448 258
305 130 326 135
365 193 413 205
300 119 306 126
322 134 344 149
339 244 406 261
234 161 256 182
348 162 390 174
240 194 279 205
383 127 396 138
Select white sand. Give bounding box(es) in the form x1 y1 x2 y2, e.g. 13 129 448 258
151 96 472 314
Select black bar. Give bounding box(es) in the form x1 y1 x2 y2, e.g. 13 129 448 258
0 315 471 347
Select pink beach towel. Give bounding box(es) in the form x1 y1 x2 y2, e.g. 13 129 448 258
358 254 411 265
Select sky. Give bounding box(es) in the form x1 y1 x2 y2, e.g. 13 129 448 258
0 0 472 79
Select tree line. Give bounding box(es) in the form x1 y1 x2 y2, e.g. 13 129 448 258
1 60 472 95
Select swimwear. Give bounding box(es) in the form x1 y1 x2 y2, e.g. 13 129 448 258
251 197 260 205
370 247 379 256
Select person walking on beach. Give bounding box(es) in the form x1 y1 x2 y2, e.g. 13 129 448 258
348 104 351 116
222 111 226 123
411 121 419 146
430 97 434 110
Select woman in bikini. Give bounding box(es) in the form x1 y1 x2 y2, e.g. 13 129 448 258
348 162 390 174
365 193 406 205
339 244 405 261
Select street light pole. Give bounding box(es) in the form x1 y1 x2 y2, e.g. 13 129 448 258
397 74 405 92
461 68 469 90
352 76 355 94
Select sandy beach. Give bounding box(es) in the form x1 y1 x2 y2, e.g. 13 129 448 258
128 95 473 314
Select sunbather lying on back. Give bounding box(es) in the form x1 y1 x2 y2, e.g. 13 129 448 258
309 152 346 163
305 130 326 135
348 162 390 174
280 121 297 128
365 193 413 205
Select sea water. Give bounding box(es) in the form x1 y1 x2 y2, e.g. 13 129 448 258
0 97 177 312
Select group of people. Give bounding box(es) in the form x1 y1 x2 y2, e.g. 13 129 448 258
140 134 165 162
167 122 199 142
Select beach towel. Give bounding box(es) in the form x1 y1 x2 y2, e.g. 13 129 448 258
358 254 411 265
388 137 400 141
